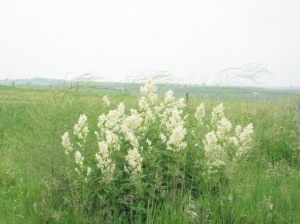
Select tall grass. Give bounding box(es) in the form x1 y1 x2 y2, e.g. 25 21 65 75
0 84 299 223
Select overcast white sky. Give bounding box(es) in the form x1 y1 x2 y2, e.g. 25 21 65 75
0 0 300 86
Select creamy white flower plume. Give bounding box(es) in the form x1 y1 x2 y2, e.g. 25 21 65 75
74 151 84 169
74 114 89 146
235 123 254 158
195 103 205 123
125 148 143 177
164 90 175 104
203 131 227 173
62 132 72 155
140 79 158 104
216 117 232 139
211 103 224 125
95 141 115 180
102 95 111 107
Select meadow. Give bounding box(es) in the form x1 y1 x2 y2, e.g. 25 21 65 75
0 81 299 223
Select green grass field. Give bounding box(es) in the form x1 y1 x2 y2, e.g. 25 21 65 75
0 83 299 223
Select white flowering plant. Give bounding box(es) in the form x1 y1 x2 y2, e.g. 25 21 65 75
61 79 254 219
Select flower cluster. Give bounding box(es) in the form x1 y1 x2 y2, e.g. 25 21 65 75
61 114 91 180
216 117 232 140
203 131 227 174
164 108 187 152
62 132 72 155
125 148 143 178
121 110 143 148
95 141 115 181
102 95 111 107
74 151 84 175
203 103 254 176
93 103 127 179
228 123 254 158
96 102 125 150
157 90 187 152
140 79 158 104
195 103 205 123
211 103 224 126
138 79 158 125
95 100 146 180
73 114 89 147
